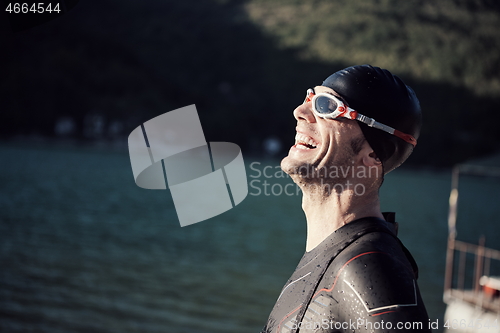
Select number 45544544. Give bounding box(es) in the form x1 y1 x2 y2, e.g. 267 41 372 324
6 3 61 14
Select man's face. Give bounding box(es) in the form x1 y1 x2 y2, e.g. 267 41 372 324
281 86 367 182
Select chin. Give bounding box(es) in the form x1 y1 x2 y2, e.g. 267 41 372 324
281 154 313 178
280 155 294 175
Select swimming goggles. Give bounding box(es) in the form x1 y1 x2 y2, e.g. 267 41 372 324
304 88 417 146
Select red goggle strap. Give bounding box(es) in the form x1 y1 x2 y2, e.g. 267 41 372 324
357 114 417 147
394 130 417 147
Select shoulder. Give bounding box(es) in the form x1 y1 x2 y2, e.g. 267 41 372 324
335 230 416 275
332 231 417 306
316 232 430 331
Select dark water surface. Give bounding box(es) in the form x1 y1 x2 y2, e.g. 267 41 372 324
1 144 499 332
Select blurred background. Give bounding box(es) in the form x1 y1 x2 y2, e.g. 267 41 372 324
1 0 500 332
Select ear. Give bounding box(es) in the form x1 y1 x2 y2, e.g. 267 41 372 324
362 149 382 167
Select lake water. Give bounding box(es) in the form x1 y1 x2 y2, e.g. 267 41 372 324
1 143 499 332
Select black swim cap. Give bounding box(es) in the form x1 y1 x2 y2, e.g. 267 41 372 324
322 65 421 174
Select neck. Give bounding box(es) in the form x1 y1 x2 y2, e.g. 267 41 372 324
301 183 383 252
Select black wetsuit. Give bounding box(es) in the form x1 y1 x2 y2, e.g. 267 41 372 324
261 216 430 333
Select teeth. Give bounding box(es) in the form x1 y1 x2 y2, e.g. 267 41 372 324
295 133 318 149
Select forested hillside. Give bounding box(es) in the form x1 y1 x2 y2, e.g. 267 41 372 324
246 0 500 96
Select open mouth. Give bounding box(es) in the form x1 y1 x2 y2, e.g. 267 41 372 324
295 133 318 150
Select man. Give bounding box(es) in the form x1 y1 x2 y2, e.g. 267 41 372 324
261 65 430 333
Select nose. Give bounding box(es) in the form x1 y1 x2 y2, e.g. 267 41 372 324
293 102 317 123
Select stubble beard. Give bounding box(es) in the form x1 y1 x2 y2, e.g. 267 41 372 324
281 143 355 190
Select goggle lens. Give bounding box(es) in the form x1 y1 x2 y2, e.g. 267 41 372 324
315 95 338 115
